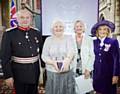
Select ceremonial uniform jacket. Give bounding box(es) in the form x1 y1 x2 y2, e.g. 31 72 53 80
0 26 42 84
93 37 119 94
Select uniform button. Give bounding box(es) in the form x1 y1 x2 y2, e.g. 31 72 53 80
99 53 101 56
30 46 32 49
99 59 102 63
18 42 22 45
26 32 28 35
32 54 34 56
100 48 102 50
25 35 29 39
37 48 39 53
36 40 39 43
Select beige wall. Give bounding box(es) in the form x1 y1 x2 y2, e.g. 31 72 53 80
115 0 120 33
99 0 120 34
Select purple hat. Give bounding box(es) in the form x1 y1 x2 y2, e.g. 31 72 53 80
91 20 115 36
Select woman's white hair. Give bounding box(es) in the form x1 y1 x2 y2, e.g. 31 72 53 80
51 18 65 29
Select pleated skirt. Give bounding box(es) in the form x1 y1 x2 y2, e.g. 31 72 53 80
45 70 76 94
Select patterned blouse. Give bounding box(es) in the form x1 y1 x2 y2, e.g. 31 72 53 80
42 35 76 72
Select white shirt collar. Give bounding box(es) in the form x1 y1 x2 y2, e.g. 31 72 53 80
99 37 106 47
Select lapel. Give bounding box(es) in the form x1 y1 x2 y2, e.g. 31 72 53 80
94 38 100 46
103 37 111 44
81 34 86 50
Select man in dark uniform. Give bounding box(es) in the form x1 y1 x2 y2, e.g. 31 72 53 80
0 9 42 94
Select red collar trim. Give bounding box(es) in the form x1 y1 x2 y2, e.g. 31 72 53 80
18 26 30 31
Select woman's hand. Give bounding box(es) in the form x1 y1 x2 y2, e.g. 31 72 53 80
61 62 70 72
84 69 90 79
52 61 60 72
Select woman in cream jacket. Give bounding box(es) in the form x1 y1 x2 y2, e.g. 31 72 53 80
74 20 95 94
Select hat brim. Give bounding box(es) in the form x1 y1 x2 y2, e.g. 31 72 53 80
91 20 115 36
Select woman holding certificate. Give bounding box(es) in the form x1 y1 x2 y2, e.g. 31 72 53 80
74 20 95 94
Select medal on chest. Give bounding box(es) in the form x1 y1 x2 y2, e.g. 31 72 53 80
25 32 29 39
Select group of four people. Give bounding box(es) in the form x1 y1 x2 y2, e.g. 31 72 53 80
0 8 119 94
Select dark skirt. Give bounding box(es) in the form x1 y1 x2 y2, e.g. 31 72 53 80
45 70 76 94
93 77 117 94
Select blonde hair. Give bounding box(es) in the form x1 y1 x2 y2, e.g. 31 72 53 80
74 20 86 32
96 25 112 37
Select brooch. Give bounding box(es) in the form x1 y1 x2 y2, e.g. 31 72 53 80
104 44 111 51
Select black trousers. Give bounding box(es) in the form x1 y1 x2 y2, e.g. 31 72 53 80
14 82 38 94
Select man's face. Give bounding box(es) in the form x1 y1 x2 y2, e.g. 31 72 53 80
17 10 32 28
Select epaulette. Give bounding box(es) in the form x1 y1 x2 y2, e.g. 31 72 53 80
30 26 39 31
5 26 17 32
